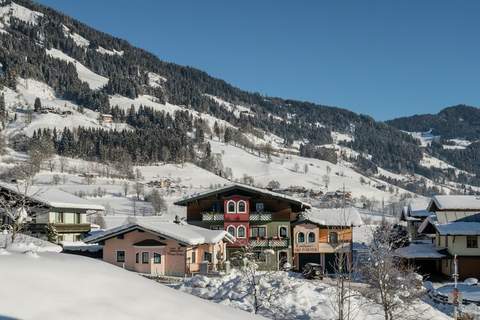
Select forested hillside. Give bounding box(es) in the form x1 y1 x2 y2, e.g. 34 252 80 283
0 0 478 195
387 105 480 139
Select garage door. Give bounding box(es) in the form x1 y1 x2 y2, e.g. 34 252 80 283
298 253 321 271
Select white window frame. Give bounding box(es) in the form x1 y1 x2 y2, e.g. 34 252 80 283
307 232 316 243
226 200 236 213
237 200 247 213
278 225 288 238
227 225 236 237
237 225 246 238
297 232 305 244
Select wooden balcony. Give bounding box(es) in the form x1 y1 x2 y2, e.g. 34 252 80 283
53 223 91 233
249 237 289 248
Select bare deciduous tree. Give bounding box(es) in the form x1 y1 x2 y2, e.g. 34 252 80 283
146 189 167 215
323 174 330 189
230 246 292 318
361 223 424 320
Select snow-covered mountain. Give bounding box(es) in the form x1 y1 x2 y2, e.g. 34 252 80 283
0 0 478 205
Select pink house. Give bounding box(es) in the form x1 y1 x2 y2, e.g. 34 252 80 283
85 221 234 276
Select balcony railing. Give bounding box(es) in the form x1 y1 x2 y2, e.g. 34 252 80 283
249 237 289 248
201 212 224 222
249 212 272 221
53 223 91 233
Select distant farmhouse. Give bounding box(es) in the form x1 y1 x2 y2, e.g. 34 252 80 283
0 184 104 243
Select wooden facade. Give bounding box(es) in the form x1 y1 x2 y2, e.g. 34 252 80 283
175 184 310 270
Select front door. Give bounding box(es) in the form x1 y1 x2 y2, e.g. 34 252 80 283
278 251 288 270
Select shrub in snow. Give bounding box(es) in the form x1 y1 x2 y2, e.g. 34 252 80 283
464 278 479 286
25 250 39 258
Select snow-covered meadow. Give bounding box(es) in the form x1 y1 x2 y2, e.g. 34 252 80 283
0 248 262 320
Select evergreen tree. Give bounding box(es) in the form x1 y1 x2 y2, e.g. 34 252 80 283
34 97 42 113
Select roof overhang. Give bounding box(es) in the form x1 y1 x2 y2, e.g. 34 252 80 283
174 184 311 209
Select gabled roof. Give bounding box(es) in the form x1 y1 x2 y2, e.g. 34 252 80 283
84 219 234 246
418 215 438 235
428 195 480 211
294 207 363 227
174 183 311 208
0 183 105 211
418 214 480 236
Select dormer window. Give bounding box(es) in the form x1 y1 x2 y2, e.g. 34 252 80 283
227 200 236 213
237 200 247 213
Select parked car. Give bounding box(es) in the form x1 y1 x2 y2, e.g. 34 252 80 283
302 263 323 280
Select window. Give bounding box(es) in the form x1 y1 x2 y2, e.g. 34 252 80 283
227 225 236 237
117 234 124 239
75 213 81 224
255 203 264 212
237 200 247 213
227 200 236 213
57 235 64 242
237 225 246 238
56 212 64 223
154 253 161 264
251 226 266 238
204 252 212 263
191 251 196 263
116 251 125 263
297 232 305 244
329 232 338 245
279 226 288 238
74 234 82 241
253 251 267 262
467 236 478 248
142 252 149 264
136 253 139 263
308 232 316 243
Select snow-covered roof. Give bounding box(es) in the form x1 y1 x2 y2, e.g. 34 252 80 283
409 197 431 212
400 198 432 221
85 218 234 245
0 183 105 211
395 243 445 259
435 222 480 236
174 183 311 209
430 195 480 211
100 215 169 229
296 207 363 227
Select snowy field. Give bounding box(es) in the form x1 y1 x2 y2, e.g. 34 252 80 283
171 271 451 320
0 250 261 320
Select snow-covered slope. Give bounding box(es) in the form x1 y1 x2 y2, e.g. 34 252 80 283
0 251 260 320
46 48 109 90
0 2 43 32
1 78 129 137
208 139 410 201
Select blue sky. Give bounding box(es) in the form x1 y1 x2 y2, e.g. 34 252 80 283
37 0 480 120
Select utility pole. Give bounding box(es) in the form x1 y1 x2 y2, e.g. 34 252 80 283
453 254 459 320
